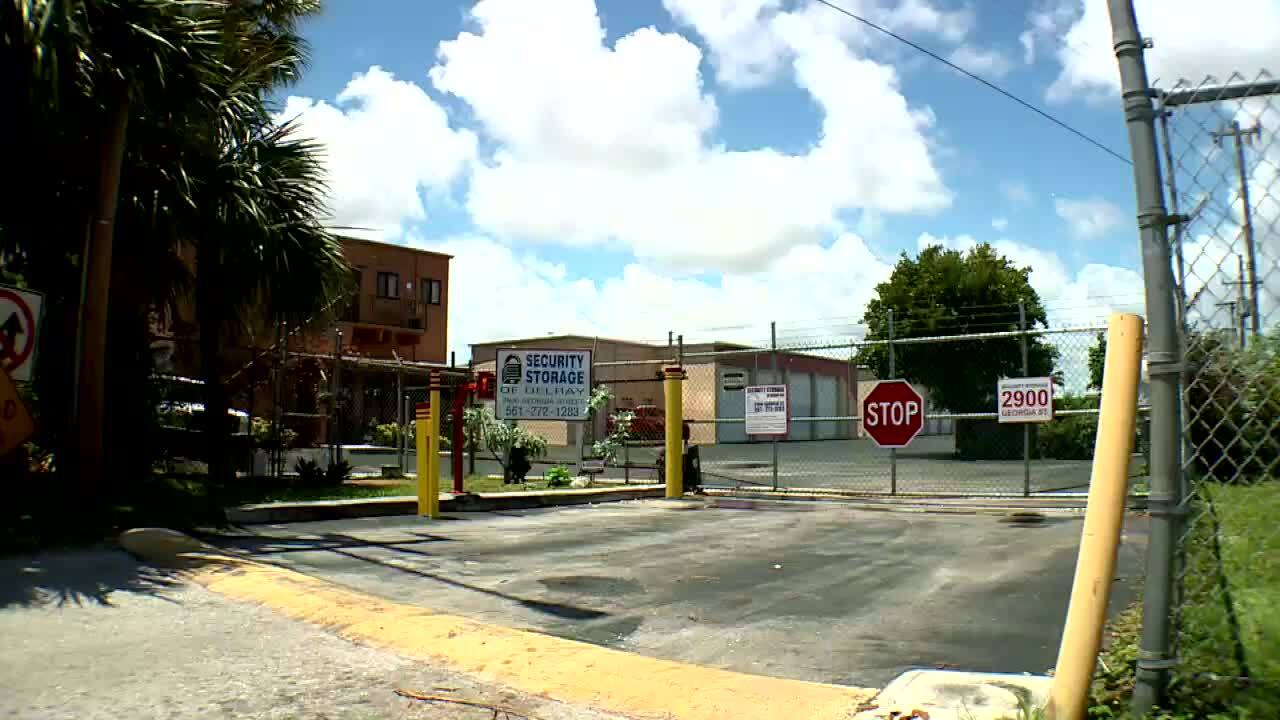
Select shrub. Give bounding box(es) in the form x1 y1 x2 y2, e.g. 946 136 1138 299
252 417 298 450
545 465 572 488
1185 330 1280 483
294 458 323 486
954 419 1026 460
1037 415 1097 460
325 460 353 485
371 422 403 448
293 458 352 488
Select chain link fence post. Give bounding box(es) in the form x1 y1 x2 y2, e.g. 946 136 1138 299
1020 301 1032 496
1106 1 1183 712
888 309 897 496
769 322 779 491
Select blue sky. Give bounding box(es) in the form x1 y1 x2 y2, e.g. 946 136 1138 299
275 0 1279 356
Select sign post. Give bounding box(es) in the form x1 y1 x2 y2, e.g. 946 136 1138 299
495 348 593 420
997 377 1055 423
0 285 43 383
862 380 924 449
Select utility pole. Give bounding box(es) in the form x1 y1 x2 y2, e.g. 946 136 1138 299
1212 121 1262 337
1224 255 1249 349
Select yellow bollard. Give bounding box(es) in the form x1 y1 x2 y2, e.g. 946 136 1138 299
427 383 442 518
1046 313 1145 720
663 367 685 499
415 401 431 517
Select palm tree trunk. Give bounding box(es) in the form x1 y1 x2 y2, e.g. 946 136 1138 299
196 244 233 484
74 91 129 496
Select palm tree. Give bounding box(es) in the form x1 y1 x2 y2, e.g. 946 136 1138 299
4 0 347 485
5 0 226 490
188 120 348 483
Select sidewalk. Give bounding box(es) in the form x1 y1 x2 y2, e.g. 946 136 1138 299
1 546 623 720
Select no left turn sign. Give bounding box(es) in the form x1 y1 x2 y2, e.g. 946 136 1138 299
0 285 43 383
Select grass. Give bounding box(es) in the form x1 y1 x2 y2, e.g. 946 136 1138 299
2 469 611 554
1088 480 1279 719
236 483 416 503
1175 481 1280 712
462 474 558 494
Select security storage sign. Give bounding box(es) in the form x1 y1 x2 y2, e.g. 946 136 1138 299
997 376 1055 423
745 385 788 435
496 348 593 420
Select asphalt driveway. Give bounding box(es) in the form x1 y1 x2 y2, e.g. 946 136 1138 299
204 501 1148 688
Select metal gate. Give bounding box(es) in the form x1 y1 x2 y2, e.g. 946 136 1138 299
678 322 1140 497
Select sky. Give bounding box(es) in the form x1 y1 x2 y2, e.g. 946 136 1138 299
275 0 1280 359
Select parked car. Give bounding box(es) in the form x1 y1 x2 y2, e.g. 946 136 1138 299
607 405 690 444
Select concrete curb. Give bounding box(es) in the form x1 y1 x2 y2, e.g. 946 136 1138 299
854 670 1053 719
120 528 880 720
702 488 1149 515
225 485 665 524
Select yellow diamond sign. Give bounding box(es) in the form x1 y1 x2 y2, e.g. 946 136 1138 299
0 367 34 457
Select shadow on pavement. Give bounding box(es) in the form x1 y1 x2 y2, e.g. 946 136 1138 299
0 547 183 609
208 531 610 622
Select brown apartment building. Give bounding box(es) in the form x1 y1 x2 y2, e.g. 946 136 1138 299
153 236 451 445
331 236 450 363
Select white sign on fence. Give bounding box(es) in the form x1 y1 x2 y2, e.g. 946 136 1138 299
495 348 593 421
745 384 788 435
997 376 1055 423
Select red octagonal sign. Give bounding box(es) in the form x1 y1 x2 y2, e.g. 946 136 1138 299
863 380 924 448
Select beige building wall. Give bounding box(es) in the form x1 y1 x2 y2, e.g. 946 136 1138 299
683 362 718 445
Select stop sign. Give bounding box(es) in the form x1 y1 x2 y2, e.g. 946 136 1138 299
862 380 924 448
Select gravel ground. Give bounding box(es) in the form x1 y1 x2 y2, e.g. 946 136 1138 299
0 547 623 720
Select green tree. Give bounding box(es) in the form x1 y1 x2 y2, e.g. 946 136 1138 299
1087 332 1107 390
859 243 1059 412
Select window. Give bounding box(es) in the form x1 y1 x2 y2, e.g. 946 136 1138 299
421 278 442 305
376 272 399 299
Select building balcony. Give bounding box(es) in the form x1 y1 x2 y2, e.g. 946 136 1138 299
342 296 426 331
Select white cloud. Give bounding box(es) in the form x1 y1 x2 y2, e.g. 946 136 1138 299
1040 0 1280 103
412 232 895 357
663 0 974 89
278 67 477 238
883 0 973 44
430 0 949 272
1000 180 1033 206
948 45 1014 79
992 216 1009 232
417 227 1149 367
659 0 786 89
1054 196 1125 239
1018 30 1035 65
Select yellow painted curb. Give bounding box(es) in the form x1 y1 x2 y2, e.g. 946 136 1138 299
120 528 878 720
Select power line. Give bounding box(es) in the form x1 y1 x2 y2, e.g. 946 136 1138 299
810 0 1132 166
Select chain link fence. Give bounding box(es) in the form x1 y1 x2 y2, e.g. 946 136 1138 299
1156 72 1280 702
671 320 1141 497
